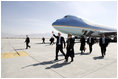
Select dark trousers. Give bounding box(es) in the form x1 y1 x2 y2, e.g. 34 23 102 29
55 45 65 60
50 41 54 45
80 44 85 52
65 56 73 62
89 44 93 53
26 42 30 49
100 45 106 57
65 48 74 61
42 40 45 44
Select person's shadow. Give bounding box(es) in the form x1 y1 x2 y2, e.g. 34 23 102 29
35 42 50 45
14 48 26 50
45 62 71 69
93 56 104 60
75 52 90 55
21 59 64 69
58 52 90 57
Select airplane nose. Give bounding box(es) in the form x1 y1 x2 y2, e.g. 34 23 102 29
52 19 61 26
52 21 57 26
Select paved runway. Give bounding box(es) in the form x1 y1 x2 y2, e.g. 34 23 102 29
1 38 117 78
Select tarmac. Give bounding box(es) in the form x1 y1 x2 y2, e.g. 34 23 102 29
1 38 117 78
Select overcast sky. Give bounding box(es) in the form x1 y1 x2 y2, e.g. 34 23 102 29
1 1 117 35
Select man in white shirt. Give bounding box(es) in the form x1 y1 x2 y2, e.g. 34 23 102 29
52 31 66 61
99 34 109 57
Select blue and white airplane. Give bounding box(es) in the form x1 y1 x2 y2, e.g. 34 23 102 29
52 15 117 39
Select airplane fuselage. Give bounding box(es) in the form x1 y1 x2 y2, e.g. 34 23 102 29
52 15 116 37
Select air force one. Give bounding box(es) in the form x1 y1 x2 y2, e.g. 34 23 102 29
52 15 117 41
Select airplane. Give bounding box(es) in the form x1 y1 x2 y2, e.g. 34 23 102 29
52 15 117 42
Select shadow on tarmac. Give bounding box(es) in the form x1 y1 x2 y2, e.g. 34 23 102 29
45 62 71 69
35 42 55 46
75 52 90 55
14 48 26 50
21 59 64 69
93 56 104 60
58 52 90 56
35 42 50 44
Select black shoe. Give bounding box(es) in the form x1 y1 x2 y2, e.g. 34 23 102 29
71 60 73 62
81 51 83 54
71 59 73 62
54 59 58 61
64 57 66 59
64 60 68 62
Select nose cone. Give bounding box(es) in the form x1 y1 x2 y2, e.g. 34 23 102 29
52 20 59 26
52 19 64 26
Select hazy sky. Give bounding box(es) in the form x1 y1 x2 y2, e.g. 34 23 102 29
1 1 117 35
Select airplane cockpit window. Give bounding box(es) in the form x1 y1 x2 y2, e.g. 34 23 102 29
64 15 73 18
64 16 70 18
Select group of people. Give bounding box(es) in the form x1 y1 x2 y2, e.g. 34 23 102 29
80 35 94 53
25 32 110 62
52 31 110 62
80 34 109 57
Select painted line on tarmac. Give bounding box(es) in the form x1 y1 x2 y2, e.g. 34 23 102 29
1 51 28 59
8 39 21 56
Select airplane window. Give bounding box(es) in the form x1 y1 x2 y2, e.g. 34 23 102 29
64 16 69 18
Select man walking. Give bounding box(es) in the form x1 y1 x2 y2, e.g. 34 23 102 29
25 35 31 49
99 34 109 57
87 35 94 53
50 37 54 45
42 37 45 44
52 31 66 61
65 34 75 62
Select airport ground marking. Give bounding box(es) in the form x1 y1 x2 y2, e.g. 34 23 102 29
1 51 29 59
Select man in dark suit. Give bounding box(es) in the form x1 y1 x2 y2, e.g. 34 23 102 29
42 37 45 44
25 35 31 49
87 35 94 53
52 31 66 61
50 37 55 45
99 34 109 57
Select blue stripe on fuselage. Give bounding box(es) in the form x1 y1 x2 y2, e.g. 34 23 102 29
52 24 116 32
